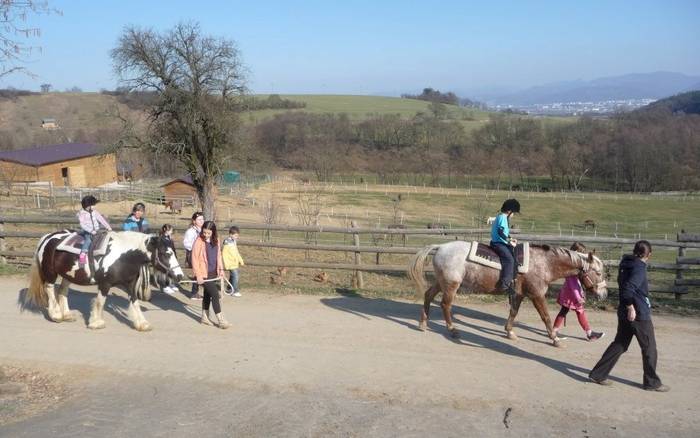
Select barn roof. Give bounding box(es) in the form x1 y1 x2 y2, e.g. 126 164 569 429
0 143 107 166
161 175 195 187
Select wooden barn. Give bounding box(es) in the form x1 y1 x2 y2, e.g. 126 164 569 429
0 143 117 188
161 175 198 202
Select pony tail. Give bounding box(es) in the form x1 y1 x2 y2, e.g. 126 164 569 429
408 244 439 300
22 254 48 310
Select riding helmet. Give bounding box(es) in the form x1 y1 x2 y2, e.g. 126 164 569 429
501 199 521 214
81 195 99 209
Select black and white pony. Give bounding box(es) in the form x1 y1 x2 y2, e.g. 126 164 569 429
21 230 183 331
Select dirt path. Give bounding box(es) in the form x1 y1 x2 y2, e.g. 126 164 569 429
1 274 699 437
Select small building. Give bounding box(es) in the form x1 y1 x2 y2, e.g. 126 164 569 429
223 170 240 184
0 143 117 188
41 118 59 130
161 175 197 202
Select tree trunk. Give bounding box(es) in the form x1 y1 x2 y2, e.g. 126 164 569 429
197 178 217 220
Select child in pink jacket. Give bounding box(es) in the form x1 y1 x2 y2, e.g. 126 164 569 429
553 242 605 341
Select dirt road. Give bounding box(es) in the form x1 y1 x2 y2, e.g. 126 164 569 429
1 275 699 437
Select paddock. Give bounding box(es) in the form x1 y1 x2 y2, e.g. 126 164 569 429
1 275 699 436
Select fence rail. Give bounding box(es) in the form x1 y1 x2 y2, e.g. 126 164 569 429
0 216 697 297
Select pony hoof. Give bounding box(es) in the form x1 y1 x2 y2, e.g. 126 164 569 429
61 312 77 322
553 339 564 348
506 331 518 340
49 315 63 323
136 323 152 332
449 329 460 339
418 322 427 331
88 320 105 330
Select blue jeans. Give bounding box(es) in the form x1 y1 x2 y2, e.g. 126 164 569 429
491 242 516 287
228 269 240 292
80 231 92 252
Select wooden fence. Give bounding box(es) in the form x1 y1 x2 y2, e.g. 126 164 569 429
1 216 698 298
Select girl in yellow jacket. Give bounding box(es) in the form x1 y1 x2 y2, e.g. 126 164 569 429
222 226 245 297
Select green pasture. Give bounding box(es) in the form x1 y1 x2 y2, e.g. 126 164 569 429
244 94 491 126
316 183 700 240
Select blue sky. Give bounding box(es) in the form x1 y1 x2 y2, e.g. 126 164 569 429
2 0 699 95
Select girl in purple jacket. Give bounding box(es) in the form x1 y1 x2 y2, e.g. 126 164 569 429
553 242 605 341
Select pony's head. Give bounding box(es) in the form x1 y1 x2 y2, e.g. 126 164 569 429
147 235 184 283
579 251 607 300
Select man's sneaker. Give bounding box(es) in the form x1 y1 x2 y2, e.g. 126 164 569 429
191 293 203 301
232 291 242 297
79 252 87 266
163 286 176 295
224 288 234 296
589 377 613 386
644 384 670 392
587 331 605 341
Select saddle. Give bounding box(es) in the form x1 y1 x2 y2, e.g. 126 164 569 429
466 241 530 274
56 231 111 257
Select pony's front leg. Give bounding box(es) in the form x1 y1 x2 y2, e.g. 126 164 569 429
88 288 108 329
530 294 562 347
57 278 75 322
45 283 63 322
419 283 440 331
128 298 152 332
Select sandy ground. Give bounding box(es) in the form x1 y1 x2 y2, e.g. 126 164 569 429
1 274 699 437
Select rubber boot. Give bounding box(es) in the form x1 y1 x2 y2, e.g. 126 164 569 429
215 312 231 330
200 308 213 326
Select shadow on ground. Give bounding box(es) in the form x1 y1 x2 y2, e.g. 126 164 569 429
321 294 641 389
17 285 201 328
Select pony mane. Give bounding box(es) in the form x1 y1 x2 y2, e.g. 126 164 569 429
113 231 151 251
533 244 600 271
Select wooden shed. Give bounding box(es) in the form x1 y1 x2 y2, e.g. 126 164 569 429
0 143 117 188
161 175 198 202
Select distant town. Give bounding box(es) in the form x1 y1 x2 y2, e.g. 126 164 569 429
493 98 657 116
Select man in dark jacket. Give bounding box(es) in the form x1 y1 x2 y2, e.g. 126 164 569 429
589 240 669 392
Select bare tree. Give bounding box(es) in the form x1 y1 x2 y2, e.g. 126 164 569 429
295 185 324 251
259 196 282 242
111 22 247 219
39 82 51 92
1 1 59 77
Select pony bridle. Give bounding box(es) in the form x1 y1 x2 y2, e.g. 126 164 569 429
578 261 606 292
153 247 181 278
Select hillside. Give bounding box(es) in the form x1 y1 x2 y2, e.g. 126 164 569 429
637 90 700 115
0 93 493 149
0 92 146 150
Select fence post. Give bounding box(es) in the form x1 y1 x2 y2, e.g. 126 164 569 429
0 220 5 265
351 221 364 288
676 230 686 301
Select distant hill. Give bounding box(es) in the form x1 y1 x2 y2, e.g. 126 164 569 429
0 93 492 150
479 72 700 105
636 90 700 115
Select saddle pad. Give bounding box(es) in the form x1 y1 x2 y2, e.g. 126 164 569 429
467 241 529 273
56 231 111 256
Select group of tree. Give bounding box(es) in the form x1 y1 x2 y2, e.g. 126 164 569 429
402 87 460 105
251 105 700 192
240 94 306 110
